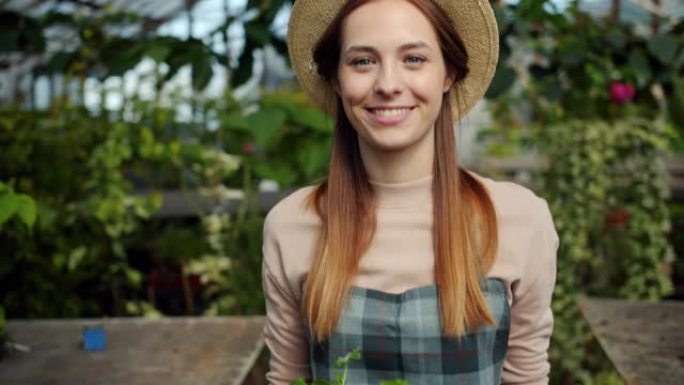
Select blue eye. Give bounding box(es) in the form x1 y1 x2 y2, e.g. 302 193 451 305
351 58 374 67
406 56 426 64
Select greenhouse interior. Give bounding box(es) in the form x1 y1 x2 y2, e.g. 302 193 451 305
0 0 683 384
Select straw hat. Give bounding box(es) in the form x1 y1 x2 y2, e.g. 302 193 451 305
287 0 499 120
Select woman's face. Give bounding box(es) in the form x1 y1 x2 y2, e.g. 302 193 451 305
336 0 453 153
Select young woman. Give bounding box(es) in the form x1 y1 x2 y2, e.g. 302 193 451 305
262 0 558 384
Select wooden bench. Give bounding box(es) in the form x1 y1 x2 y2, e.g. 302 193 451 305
578 297 684 384
0 317 266 385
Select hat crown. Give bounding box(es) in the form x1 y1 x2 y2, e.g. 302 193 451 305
288 0 499 120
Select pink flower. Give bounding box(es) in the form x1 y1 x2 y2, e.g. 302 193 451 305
610 82 636 104
242 142 256 154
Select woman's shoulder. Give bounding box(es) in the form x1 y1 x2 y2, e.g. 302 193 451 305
469 172 558 303
469 171 552 225
262 185 322 290
264 184 322 237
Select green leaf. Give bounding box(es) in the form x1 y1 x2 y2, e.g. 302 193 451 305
334 348 362 368
192 54 214 90
260 0 287 24
669 75 684 132
164 38 207 83
245 108 286 147
628 50 652 89
675 50 684 70
41 11 80 29
558 37 585 67
0 193 18 228
142 193 163 217
272 38 290 67
379 380 409 385
245 22 271 46
233 41 255 88
112 241 126 258
15 194 37 229
492 4 508 36
648 33 679 65
289 108 333 133
221 112 252 134
104 39 144 77
145 38 173 63
0 12 45 53
297 139 331 178
45 51 73 73
515 0 552 22
606 27 626 51
146 44 171 63
68 247 87 272
124 266 143 288
485 64 516 99
253 159 296 187
0 29 19 52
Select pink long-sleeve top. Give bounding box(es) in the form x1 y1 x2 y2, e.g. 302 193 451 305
262 172 559 384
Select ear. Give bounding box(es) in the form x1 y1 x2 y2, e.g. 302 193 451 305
443 72 455 93
331 78 341 95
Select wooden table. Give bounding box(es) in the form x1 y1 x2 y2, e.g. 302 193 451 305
577 297 684 385
0 316 266 385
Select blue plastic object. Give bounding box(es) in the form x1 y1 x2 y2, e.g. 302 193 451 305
83 325 106 352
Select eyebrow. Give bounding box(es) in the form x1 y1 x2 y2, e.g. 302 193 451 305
343 41 434 55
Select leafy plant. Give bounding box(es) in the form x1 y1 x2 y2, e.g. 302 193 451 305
4 0 294 97
0 10 46 54
0 182 34 346
218 89 333 190
291 349 409 385
0 81 333 319
669 202 684 283
483 1 684 155
0 182 36 231
203 212 266 315
183 90 333 316
478 5 680 381
541 118 673 383
0 107 163 318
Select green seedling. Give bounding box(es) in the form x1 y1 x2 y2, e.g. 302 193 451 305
291 348 408 385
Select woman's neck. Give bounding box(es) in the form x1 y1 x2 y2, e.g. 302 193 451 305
358 129 435 183
369 174 433 209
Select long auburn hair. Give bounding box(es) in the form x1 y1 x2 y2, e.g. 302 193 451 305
303 0 499 341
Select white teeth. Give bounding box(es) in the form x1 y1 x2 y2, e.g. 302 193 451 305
373 108 410 117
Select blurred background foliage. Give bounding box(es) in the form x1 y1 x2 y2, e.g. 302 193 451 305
484 2 682 383
0 0 683 384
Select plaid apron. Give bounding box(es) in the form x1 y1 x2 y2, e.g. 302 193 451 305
309 278 510 385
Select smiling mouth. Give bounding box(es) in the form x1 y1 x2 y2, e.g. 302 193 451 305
367 107 413 117
364 106 415 126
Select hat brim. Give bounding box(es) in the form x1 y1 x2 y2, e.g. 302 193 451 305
287 0 499 120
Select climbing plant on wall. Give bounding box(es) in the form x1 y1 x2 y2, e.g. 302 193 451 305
541 117 673 383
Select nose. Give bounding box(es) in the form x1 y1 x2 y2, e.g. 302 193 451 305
373 64 404 97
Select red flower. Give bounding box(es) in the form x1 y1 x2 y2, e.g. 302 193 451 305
610 82 636 105
242 142 256 154
605 208 630 229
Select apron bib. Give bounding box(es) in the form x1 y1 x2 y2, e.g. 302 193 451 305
310 278 510 385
